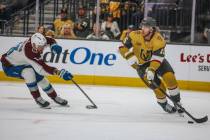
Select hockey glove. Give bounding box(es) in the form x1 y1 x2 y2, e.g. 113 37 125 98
145 67 155 82
51 44 62 54
59 69 73 81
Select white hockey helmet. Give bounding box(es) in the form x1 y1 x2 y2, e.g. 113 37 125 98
31 33 47 48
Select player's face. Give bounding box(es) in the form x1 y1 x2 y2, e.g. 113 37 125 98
32 43 46 54
127 28 133 33
142 25 151 37
36 46 45 53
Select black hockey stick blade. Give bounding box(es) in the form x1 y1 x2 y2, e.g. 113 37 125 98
175 102 208 123
86 105 98 109
193 115 208 123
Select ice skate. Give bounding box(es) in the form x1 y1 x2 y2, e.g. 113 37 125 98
35 97 51 109
158 102 176 113
53 96 69 106
170 94 184 115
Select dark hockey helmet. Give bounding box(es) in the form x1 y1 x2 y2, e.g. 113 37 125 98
140 17 156 27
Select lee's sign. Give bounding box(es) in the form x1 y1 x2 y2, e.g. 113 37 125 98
180 53 210 63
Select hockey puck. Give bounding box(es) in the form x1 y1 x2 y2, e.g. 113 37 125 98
86 105 97 109
188 121 194 124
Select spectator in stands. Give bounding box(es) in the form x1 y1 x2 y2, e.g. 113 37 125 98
131 2 144 29
133 0 144 5
120 1 136 30
53 8 74 37
100 0 109 3
0 3 12 21
86 23 110 40
92 6 105 23
179 30 208 44
109 0 121 21
0 4 7 30
120 24 135 41
76 6 89 23
203 25 210 43
36 25 55 38
101 13 121 39
36 25 45 35
0 0 32 20
59 23 76 39
95 0 109 22
74 6 90 38
0 4 6 11
44 25 55 37
46 30 55 38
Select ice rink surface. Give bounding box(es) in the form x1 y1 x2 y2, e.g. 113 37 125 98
0 82 210 140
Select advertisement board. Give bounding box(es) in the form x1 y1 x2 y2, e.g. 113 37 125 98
0 36 210 87
166 45 210 82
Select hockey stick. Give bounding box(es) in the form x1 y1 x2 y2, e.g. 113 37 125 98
141 78 208 123
71 79 98 109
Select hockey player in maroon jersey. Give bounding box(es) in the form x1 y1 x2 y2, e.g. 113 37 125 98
0 33 73 108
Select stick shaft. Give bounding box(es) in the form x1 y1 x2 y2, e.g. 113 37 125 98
71 79 97 107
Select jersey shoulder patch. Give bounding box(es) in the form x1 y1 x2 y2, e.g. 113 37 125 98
152 32 166 51
129 30 141 37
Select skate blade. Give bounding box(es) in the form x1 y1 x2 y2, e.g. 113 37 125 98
61 104 70 107
55 104 70 108
40 106 51 109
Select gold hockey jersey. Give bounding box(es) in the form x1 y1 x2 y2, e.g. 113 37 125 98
119 30 166 70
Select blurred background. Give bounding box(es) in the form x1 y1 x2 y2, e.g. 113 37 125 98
0 0 210 44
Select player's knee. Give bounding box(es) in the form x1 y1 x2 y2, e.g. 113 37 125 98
162 72 176 80
38 78 50 89
21 68 36 83
162 72 178 88
142 78 160 90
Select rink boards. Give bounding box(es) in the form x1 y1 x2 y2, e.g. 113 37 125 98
0 36 210 91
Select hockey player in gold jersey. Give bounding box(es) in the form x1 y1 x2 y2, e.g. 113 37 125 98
119 17 183 113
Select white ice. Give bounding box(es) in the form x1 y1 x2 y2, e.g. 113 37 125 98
0 82 210 140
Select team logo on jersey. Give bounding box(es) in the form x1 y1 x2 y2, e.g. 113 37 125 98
140 49 152 61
